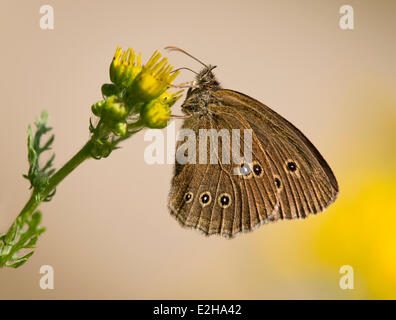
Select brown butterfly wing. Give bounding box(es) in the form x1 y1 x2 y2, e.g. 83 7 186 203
168 110 282 238
168 89 338 237
212 89 339 219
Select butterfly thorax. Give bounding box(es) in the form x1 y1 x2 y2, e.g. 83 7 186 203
181 66 221 115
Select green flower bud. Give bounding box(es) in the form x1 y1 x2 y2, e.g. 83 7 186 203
102 96 128 120
92 100 106 116
90 139 114 159
112 121 127 136
140 99 171 129
101 83 118 98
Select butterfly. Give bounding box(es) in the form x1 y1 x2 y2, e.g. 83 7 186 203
166 47 339 238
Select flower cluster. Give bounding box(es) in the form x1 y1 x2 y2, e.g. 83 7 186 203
90 47 182 157
1 46 184 269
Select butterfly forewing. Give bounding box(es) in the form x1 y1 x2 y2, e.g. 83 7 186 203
168 69 338 238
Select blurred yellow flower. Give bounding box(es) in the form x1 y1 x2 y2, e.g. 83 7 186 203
313 171 396 298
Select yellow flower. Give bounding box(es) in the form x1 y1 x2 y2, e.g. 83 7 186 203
91 46 183 148
140 100 170 129
110 46 142 88
140 90 183 129
158 89 184 106
128 51 180 102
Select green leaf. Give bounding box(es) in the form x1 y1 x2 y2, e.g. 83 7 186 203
23 111 56 200
7 252 34 268
0 211 45 269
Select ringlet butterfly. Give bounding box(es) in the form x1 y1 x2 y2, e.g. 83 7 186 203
166 47 339 238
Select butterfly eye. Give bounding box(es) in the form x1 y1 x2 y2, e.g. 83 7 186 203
184 192 193 203
218 193 231 209
199 192 212 207
252 161 263 177
286 161 297 172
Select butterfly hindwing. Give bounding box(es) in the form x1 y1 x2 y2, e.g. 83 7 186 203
168 107 282 237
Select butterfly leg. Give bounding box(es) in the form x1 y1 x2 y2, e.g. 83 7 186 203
169 81 199 89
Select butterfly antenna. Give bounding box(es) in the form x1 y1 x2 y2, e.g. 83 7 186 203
165 46 209 68
171 67 199 75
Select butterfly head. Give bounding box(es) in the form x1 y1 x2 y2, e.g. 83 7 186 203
181 66 221 114
195 65 220 89
164 47 221 114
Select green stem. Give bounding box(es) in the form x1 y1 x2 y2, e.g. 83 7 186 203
18 140 93 218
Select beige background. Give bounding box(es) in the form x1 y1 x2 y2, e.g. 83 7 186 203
0 0 395 299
